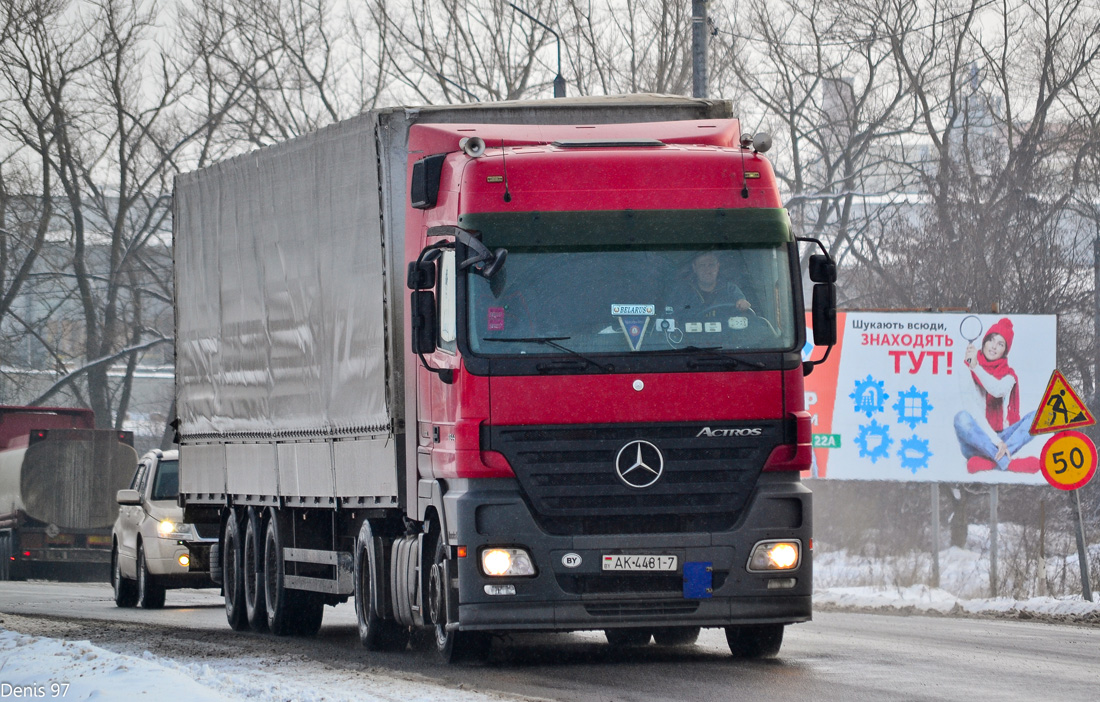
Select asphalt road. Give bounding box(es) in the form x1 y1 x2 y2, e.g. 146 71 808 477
1 582 1098 702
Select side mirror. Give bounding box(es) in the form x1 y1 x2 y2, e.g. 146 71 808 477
809 254 836 283
116 489 142 506
410 154 446 209
410 290 437 355
407 260 436 290
811 283 837 346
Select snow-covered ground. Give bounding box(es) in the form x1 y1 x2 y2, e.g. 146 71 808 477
0 628 525 702
814 522 1100 622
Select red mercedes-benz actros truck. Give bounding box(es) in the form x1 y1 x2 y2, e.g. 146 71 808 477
173 95 837 662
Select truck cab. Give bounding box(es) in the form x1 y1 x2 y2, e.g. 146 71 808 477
402 120 834 657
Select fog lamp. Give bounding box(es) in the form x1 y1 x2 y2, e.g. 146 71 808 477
178 554 190 568
747 540 801 572
480 547 535 577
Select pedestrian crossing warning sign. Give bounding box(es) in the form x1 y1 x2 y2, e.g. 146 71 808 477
1030 369 1096 435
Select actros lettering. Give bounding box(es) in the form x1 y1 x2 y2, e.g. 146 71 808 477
696 427 763 437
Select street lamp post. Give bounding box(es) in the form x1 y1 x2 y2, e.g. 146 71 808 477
508 3 565 98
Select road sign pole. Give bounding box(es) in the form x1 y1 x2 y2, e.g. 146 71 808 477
1071 489 1094 602
931 482 940 589
989 484 999 597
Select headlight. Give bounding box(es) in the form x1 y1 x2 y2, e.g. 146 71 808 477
480 548 536 577
157 520 196 540
747 540 801 572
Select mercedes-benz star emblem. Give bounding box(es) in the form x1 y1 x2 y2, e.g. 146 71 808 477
615 440 664 489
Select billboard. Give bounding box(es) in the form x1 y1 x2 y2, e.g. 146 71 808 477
804 312 1057 484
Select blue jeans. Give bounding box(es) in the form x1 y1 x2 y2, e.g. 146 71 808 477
953 410 1035 470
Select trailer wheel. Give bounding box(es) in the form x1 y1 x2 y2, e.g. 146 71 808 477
136 542 166 609
354 521 408 651
223 513 249 630
263 512 324 637
111 544 137 607
428 536 490 664
725 624 784 659
604 628 652 647
243 508 268 632
653 626 701 647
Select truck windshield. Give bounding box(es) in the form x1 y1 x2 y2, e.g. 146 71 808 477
466 245 797 356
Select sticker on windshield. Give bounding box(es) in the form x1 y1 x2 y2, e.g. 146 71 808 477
728 316 748 330
487 307 505 331
685 322 703 333
705 322 722 332
612 304 655 316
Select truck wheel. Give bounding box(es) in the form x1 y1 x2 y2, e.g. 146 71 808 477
725 624 784 659
136 543 166 609
263 512 323 636
293 592 325 637
354 521 408 651
604 628 652 647
111 544 138 607
243 508 268 632
428 537 490 664
223 513 249 630
653 626 701 646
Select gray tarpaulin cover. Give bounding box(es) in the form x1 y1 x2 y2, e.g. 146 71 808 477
174 116 389 438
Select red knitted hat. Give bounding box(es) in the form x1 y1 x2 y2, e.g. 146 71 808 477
985 318 1014 353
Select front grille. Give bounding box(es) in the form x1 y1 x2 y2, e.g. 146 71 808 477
558 570 728 596
487 422 785 535
584 600 700 619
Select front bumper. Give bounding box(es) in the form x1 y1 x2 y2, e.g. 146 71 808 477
445 473 812 632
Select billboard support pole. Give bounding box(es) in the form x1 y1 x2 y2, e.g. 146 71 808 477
931 482 940 588
989 485 999 597
1071 489 1094 601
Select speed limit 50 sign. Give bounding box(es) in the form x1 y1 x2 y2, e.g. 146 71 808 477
1039 430 1097 491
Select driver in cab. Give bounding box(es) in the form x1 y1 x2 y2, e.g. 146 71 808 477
665 251 751 319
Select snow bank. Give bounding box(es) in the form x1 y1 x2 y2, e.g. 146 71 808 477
0 629 515 702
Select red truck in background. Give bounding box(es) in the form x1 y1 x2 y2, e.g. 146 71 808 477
174 96 837 662
0 405 137 580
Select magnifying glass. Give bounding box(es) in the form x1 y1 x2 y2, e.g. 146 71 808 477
959 315 983 344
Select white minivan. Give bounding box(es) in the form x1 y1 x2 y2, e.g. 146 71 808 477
111 449 217 608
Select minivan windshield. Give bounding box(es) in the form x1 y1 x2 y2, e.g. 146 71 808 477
467 245 797 356
150 459 179 501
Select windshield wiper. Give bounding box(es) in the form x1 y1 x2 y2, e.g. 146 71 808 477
676 345 766 370
484 336 614 373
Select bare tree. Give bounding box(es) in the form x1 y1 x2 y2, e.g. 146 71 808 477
182 0 387 148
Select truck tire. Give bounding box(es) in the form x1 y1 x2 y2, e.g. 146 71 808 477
428 536 490 664
223 513 249 631
604 628 652 647
0 533 9 581
653 626 701 646
243 508 268 632
263 511 324 637
725 624 784 659
136 543 166 609
111 544 137 607
353 520 408 651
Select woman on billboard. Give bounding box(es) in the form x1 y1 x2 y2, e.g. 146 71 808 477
953 318 1039 472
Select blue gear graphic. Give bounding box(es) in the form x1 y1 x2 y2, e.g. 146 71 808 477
893 385 934 429
897 435 932 474
855 420 893 463
850 375 888 418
